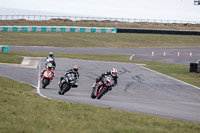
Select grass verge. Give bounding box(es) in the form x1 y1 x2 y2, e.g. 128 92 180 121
0 53 23 64
0 32 200 48
0 76 200 133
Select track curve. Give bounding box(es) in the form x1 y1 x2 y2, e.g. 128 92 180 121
1 47 200 123
37 58 200 123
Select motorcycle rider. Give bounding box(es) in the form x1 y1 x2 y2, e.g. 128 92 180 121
45 52 56 69
93 68 118 91
46 52 55 60
59 65 79 88
41 63 55 79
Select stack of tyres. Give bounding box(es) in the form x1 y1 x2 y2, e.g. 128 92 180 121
189 63 198 72
2 46 9 52
197 60 200 73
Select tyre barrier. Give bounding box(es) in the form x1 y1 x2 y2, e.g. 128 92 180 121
1 26 199 35
117 28 200 35
0 45 9 52
0 26 117 33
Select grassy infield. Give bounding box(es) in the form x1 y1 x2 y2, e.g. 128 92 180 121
0 32 200 48
0 31 200 132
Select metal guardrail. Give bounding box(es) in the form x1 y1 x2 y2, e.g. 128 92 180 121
0 15 199 24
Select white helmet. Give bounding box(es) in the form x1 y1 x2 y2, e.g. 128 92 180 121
73 65 78 72
111 68 117 77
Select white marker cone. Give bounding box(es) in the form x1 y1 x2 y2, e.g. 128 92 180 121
177 52 180 57
152 51 154 56
163 51 166 57
189 52 192 58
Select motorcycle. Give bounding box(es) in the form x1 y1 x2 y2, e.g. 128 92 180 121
41 69 54 89
58 73 77 95
91 75 114 99
45 57 56 70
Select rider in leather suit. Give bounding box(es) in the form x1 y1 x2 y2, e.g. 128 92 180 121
41 63 55 79
59 65 79 88
94 68 118 90
46 52 56 69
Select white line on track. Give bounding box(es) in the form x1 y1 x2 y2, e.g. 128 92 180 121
142 66 200 90
130 54 135 60
37 58 51 99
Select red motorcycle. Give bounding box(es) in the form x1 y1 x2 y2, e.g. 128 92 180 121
91 75 114 99
41 70 54 89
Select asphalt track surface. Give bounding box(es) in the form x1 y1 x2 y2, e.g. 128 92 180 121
10 46 200 64
1 58 200 123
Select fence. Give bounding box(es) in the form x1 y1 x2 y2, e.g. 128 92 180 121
0 15 199 24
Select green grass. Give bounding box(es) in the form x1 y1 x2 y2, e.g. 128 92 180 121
1 51 131 62
1 76 200 133
0 32 200 48
0 53 23 64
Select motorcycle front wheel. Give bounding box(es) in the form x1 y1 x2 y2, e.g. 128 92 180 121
91 88 97 99
60 82 71 95
42 78 49 89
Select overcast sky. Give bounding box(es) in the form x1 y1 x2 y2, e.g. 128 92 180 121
0 0 200 21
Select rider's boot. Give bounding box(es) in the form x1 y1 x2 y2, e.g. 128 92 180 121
92 82 97 89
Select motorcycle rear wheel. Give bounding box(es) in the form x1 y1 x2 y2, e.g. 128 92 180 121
97 87 107 99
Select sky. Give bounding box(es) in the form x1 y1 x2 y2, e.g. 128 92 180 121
0 0 200 22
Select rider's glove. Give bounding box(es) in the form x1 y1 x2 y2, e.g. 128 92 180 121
96 78 100 82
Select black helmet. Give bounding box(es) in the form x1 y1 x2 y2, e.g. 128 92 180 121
73 65 78 72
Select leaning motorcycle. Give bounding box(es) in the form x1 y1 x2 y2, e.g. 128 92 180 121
91 75 114 99
41 70 54 89
58 73 76 95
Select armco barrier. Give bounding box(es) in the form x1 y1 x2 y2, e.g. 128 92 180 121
0 26 117 33
117 28 200 35
2 26 200 35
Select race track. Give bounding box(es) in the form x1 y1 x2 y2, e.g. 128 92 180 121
1 58 200 123
10 46 200 64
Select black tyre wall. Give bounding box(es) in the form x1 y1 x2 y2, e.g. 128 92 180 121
117 28 200 35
